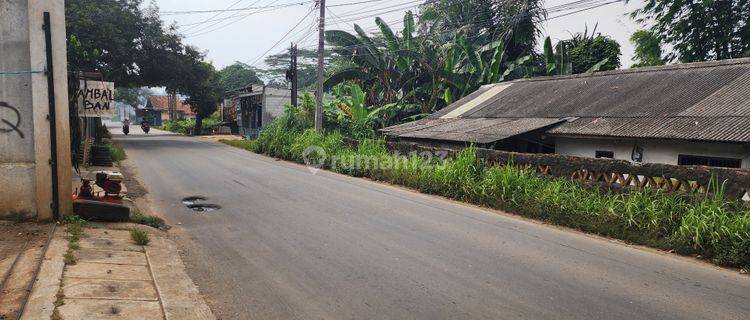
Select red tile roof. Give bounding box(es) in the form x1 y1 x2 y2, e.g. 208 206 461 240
147 95 194 115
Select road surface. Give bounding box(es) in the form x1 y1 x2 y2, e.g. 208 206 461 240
114 127 750 320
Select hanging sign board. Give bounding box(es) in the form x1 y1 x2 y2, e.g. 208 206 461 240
76 80 115 118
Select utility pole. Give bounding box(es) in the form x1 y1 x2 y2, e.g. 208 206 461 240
289 43 298 107
314 0 325 132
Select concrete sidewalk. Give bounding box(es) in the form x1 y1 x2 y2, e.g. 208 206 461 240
22 225 214 319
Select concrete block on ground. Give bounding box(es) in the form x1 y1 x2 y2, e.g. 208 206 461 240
57 298 162 319
75 249 147 266
63 278 158 300
77 236 143 252
73 200 130 222
65 263 151 281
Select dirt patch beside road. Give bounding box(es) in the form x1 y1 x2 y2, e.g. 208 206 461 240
0 222 53 319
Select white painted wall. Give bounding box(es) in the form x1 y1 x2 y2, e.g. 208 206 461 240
0 0 71 220
555 136 750 168
262 87 291 127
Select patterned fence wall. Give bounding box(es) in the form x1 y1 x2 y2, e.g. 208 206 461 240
381 140 750 201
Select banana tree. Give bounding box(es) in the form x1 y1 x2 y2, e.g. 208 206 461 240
439 35 531 105
324 11 420 107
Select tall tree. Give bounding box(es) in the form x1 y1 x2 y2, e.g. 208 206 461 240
263 49 323 89
216 62 264 93
419 0 546 60
631 0 750 62
630 29 666 67
66 0 186 87
180 52 223 135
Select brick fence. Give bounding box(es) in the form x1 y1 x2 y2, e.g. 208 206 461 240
379 140 750 201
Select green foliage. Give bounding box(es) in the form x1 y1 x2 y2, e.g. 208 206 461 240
632 0 750 62
216 62 264 93
220 139 256 151
66 0 185 87
130 211 167 229
245 127 750 269
63 250 77 265
263 48 323 89
162 117 219 135
630 30 666 68
566 27 621 73
106 140 126 162
130 228 150 246
418 0 545 61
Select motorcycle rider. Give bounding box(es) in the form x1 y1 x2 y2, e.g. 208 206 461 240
141 119 150 134
122 118 130 135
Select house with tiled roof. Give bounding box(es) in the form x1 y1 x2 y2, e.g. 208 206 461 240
136 95 195 126
383 58 750 168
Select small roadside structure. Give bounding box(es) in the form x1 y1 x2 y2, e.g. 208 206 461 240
136 95 194 126
226 84 292 138
383 58 750 168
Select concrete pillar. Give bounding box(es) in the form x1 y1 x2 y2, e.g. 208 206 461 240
0 0 72 221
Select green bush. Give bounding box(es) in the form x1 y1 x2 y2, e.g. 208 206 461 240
106 140 126 162
220 139 255 151
235 119 750 269
162 117 219 135
130 228 150 246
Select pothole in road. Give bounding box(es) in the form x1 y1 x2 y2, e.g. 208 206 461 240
186 203 221 212
182 196 220 212
182 196 207 206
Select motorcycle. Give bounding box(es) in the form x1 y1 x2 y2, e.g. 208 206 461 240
122 124 129 135
141 122 150 134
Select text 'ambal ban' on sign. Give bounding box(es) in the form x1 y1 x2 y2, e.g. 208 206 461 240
77 80 115 118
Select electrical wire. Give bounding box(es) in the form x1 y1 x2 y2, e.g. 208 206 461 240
180 0 247 33
248 7 318 66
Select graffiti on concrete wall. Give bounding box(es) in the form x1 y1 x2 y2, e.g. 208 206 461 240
0 101 24 139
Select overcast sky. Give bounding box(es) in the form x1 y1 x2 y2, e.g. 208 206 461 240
154 0 646 69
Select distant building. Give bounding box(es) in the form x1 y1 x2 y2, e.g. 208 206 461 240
136 95 195 126
383 58 750 168
226 84 293 138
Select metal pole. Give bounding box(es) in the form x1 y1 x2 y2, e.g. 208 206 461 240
43 12 60 220
314 0 325 132
290 43 298 107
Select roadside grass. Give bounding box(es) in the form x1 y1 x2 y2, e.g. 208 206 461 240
106 140 127 162
129 211 167 230
242 126 750 270
162 118 219 135
219 139 255 151
130 228 150 246
63 215 88 265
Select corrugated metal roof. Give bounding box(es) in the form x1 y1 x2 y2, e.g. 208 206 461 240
549 117 750 143
397 118 564 143
384 58 750 143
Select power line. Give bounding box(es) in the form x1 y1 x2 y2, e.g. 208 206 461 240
248 7 317 66
300 0 623 53
179 0 246 33
163 1 310 15
185 0 271 37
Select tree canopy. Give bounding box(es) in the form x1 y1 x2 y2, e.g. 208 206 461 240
216 62 264 93
631 0 750 62
630 30 666 67
566 29 621 73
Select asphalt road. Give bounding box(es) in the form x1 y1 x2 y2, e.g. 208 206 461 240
114 127 750 320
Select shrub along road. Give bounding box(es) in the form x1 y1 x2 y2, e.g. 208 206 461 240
113 127 750 320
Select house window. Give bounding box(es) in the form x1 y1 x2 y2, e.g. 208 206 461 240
595 150 614 159
678 155 742 168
